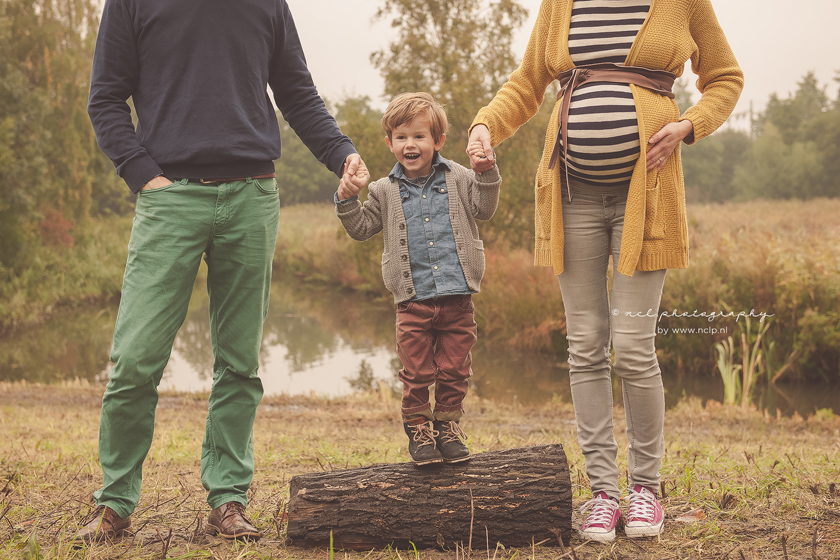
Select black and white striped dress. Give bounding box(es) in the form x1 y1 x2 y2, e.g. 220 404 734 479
561 0 651 192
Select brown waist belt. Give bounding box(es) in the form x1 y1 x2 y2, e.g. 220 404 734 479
547 63 676 202
198 172 276 184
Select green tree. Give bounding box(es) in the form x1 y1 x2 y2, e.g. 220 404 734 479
369 0 552 247
732 123 822 200
371 0 528 151
0 0 119 267
334 96 393 183
681 129 750 203
759 71 830 141
732 71 840 200
274 112 341 205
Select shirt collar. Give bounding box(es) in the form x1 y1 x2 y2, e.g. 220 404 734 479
389 152 451 181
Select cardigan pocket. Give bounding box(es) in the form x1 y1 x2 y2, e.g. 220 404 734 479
643 174 666 240
535 175 552 240
473 239 486 278
381 253 397 294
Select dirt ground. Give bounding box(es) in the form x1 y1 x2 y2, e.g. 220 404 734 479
1 381 838 559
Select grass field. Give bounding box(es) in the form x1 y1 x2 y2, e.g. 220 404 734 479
1 382 838 559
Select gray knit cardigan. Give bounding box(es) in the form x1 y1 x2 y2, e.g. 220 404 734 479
335 161 501 304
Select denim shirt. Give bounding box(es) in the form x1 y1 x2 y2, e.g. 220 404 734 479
390 154 470 301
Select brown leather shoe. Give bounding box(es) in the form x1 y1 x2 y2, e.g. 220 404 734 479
72 505 131 547
206 501 261 541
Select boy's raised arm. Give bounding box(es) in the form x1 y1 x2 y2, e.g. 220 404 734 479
464 161 502 222
335 179 385 242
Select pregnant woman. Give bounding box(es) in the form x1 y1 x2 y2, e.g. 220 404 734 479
467 0 742 542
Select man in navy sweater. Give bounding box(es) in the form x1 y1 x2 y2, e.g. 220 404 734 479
75 0 369 545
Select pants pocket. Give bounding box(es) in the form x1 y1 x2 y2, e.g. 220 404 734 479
253 177 278 195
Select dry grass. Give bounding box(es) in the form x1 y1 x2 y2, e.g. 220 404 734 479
1 382 838 559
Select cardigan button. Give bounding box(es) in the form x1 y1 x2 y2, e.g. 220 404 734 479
407 288 414 294
399 223 405 230
400 239 406 245
401 255 407 261
403 271 409 278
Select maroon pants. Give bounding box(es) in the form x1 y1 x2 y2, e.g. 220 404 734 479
396 294 477 423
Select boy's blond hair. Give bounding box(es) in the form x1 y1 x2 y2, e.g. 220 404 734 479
381 92 448 144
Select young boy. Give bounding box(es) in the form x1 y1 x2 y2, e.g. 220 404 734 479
335 92 501 465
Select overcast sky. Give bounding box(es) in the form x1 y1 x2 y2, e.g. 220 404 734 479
288 0 839 133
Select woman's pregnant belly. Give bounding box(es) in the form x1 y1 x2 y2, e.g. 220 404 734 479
560 81 640 189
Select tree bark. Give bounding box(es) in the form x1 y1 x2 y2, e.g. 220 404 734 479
287 444 572 550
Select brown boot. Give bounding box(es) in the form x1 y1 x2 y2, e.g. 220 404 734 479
72 505 131 547
206 501 261 541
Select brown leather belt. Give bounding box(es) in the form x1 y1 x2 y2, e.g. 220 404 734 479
547 63 676 202
198 172 276 184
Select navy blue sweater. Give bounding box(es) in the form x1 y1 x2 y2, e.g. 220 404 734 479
89 0 357 193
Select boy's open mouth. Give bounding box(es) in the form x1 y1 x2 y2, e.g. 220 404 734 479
404 153 420 161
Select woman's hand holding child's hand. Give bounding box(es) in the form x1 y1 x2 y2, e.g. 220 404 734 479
467 125 495 173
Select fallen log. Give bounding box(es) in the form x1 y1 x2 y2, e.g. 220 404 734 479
287 444 572 550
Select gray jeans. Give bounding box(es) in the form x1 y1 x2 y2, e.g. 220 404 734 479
558 186 666 500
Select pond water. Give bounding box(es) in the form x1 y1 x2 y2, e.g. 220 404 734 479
2 275 838 417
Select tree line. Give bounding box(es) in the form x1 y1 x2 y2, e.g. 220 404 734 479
2 0 839 275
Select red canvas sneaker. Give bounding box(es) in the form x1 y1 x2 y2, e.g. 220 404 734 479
624 484 665 538
578 491 621 542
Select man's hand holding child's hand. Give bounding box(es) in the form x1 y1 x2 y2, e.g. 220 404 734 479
338 154 370 201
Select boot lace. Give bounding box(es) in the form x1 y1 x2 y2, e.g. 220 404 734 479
579 495 619 529
223 501 253 524
411 423 439 448
440 421 468 444
625 487 657 521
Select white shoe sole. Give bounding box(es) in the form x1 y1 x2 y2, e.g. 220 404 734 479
578 529 616 542
625 522 664 538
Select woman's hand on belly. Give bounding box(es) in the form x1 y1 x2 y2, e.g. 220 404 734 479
645 119 694 172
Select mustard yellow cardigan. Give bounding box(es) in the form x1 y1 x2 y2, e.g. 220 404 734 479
471 0 744 276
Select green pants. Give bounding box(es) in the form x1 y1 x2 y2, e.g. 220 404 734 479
94 177 280 518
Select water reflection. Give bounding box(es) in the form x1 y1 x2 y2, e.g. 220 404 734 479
1 274 838 417
0 305 116 384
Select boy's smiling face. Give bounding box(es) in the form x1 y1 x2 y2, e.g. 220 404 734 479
385 113 446 179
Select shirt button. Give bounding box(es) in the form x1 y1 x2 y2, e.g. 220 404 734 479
423 195 427 199
605 196 614 203
441 189 446 193
429 242 434 246
425 217 429 222
434 266 439 270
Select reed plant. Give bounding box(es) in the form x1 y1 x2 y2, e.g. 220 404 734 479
714 336 741 405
